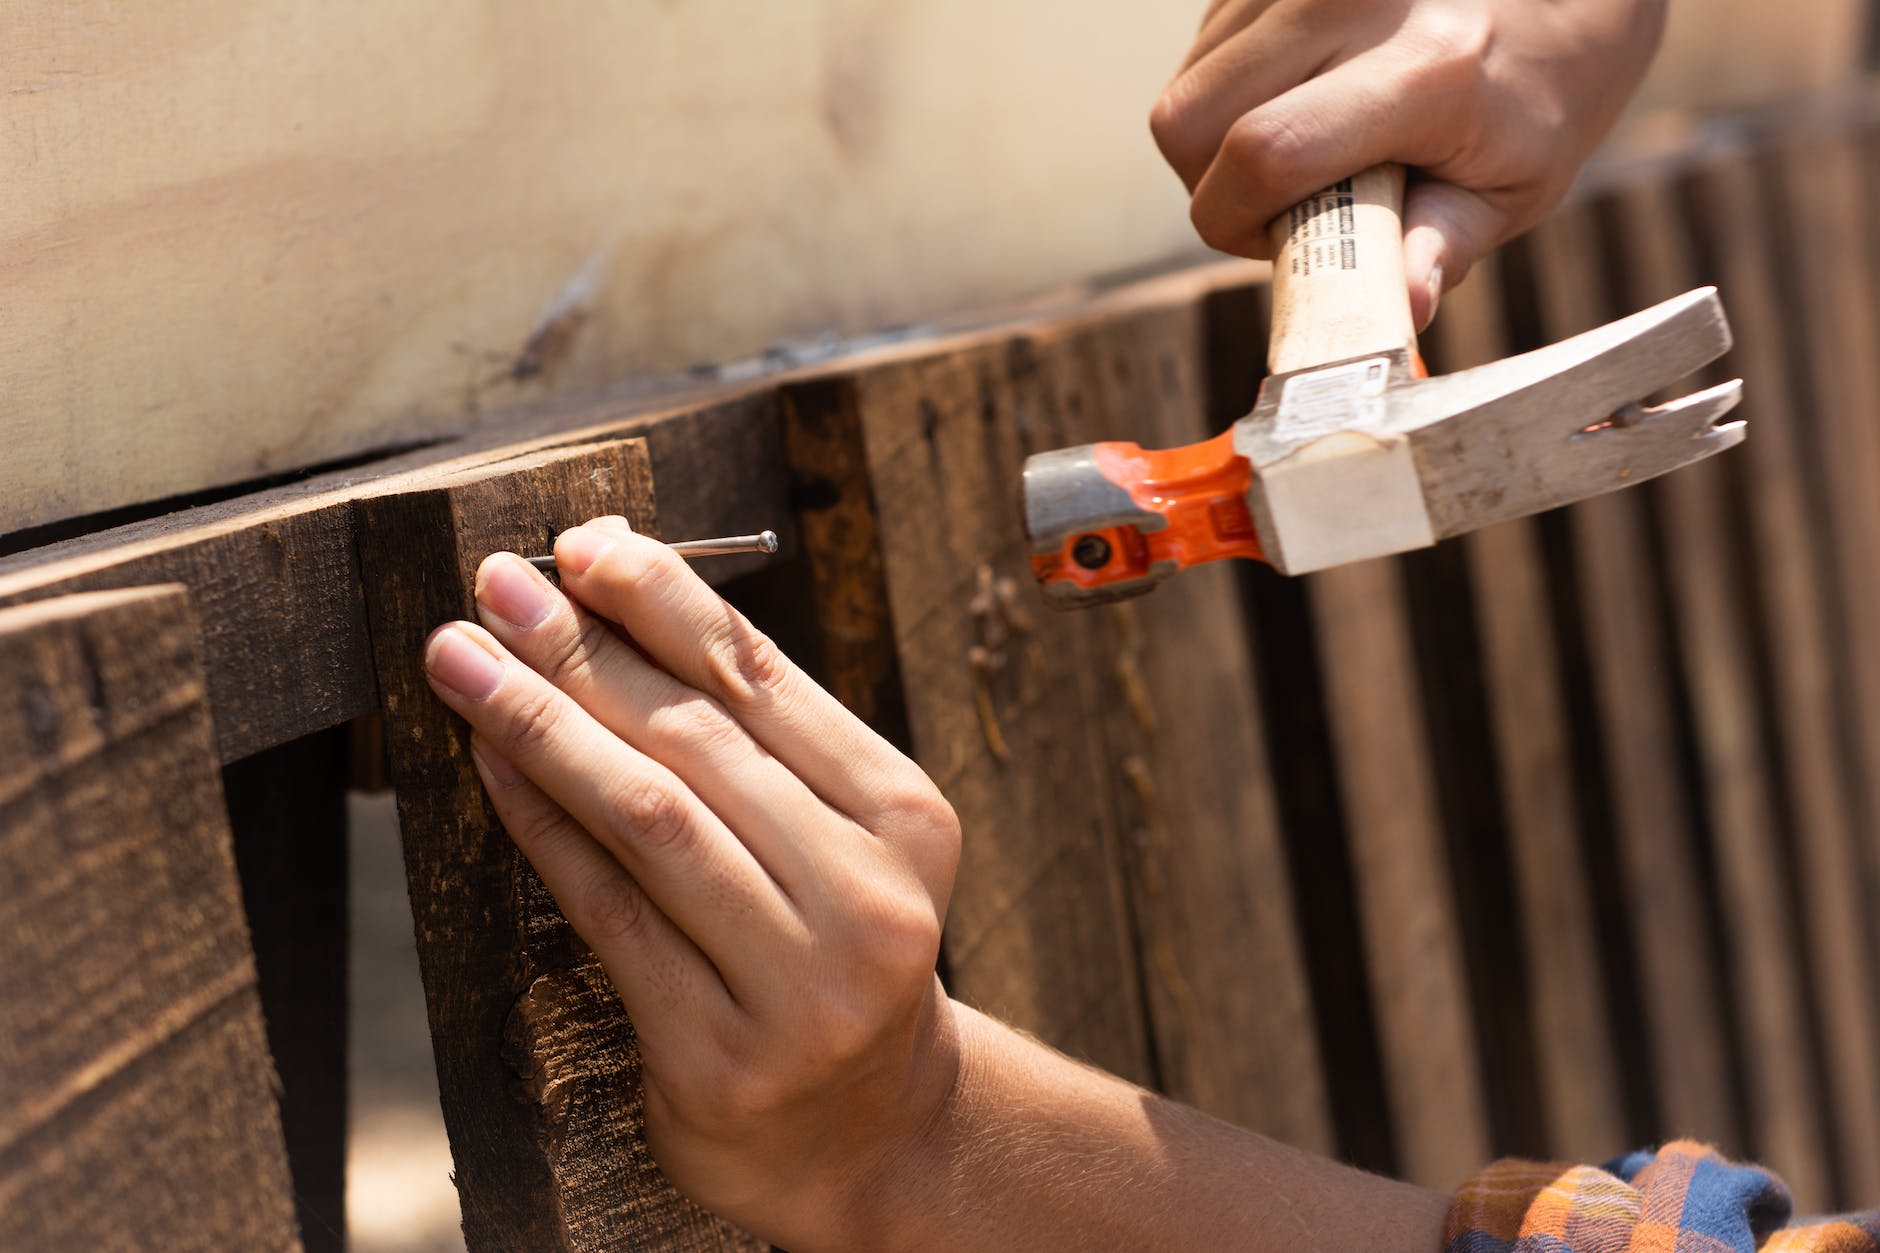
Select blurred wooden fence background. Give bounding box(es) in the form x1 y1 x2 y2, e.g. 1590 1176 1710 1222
3 3 1879 1248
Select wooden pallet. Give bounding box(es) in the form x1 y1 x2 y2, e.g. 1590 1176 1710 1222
4 93 1880 1249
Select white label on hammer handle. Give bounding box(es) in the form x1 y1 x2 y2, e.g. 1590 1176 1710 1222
1275 357 1391 444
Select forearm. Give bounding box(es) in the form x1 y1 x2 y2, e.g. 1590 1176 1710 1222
853 1003 1449 1253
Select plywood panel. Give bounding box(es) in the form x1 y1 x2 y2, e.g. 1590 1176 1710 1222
4 0 1197 534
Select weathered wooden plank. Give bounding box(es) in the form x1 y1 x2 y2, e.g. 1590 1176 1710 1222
1521 208 1740 1148
1307 553 1491 1189
1753 130 1880 1202
358 440 760 1251
1771 125 1880 911
813 319 1144 1086
0 493 369 764
1605 172 1842 1204
797 270 1334 1149
0 586 300 1252
0 389 782 763
1037 293 1332 1148
1424 256 1630 1164
1198 271 1408 1171
223 728 352 1252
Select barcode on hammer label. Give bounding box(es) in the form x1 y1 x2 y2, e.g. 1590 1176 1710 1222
1287 177 1360 276
1275 357 1390 442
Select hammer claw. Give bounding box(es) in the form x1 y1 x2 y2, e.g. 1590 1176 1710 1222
1398 289 1744 538
1575 379 1746 447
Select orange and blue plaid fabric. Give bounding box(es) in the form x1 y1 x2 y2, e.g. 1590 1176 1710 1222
1445 1141 1880 1252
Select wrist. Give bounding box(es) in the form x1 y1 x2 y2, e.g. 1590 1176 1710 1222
788 986 973 1251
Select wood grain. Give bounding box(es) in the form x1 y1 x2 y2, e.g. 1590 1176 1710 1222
1049 294 1331 1148
0 586 300 1252
3 0 1199 534
1756 129 1880 1202
1307 553 1491 1189
800 270 1333 1146
0 388 783 763
1425 256 1629 1164
1605 173 1840 1203
358 440 760 1251
1521 208 1740 1149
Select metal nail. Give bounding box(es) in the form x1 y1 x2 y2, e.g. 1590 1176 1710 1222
525 529 779 574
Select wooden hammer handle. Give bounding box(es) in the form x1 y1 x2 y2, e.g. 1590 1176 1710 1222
1266 164 1418 375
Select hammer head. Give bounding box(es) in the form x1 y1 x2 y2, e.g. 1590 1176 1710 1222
1024 287 1743 608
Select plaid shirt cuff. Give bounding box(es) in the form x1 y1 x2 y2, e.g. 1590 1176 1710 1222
1444 1141 1880 1252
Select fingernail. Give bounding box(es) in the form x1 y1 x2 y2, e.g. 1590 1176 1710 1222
1425 261 1445 323
469 736 526 789
555 525 616 578
590 515 636 533
425 624 505 701
476 552 556 630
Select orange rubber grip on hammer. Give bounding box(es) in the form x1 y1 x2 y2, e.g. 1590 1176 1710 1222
1029 428 1264 595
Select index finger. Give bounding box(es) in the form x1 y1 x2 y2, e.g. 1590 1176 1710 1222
551 520 933 831
1188 46 1472 257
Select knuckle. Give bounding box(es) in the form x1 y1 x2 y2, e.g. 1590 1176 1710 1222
575 872 647 943
879 776 962 852
647 695 744 758
862 885 945 975
502 799 569 854
606 775 691 854
538 612 609 691
1148 80 1205 172
1403 12 1492 91
1222 110 1305 184
807 991 884 1066
704 620 790 706
501 685 564 757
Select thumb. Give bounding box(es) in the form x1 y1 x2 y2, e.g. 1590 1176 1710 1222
1402 180 1507 331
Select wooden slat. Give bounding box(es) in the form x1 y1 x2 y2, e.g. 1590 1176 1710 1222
792 270 1334 1146
1307 554 1491 1189
1773 125 1880 913
223 728 352 1251
1044 297 1331 1148
1605 174 1841 1204
1425 256 1630 1164
0 586 300 1251
791 341 1149 1084
1201 275 1406 1172
1522 208 1740 1147
1758 128 1880 1201
0 389 782 763
358 440 759 1252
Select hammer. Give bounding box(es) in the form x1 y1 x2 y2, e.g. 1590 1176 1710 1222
1023 165 1744 607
